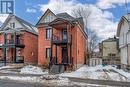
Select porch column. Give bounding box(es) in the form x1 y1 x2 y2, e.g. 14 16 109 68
56 45 57 63
14 32 16 63
50 28 53 62
67 24 70 64
3 33 7 66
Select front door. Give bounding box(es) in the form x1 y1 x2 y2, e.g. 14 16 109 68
62 47 68 64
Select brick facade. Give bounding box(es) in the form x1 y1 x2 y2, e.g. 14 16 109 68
38 23 88 68
0 30 38 64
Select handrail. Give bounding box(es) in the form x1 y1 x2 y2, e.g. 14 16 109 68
52 34 71 43
50 57 57 65
6 38 24 45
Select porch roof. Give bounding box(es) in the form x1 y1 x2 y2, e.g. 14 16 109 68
49 18 74 27
0 27 23 35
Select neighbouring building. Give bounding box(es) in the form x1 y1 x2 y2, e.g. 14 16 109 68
100 37 120 65
117 14 130 69
36 9 88 72
0 14 38 64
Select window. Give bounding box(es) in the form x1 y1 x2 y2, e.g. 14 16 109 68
108 53 116 57
62 29 67 40
46 28 52 39
44 14 55 23
46 48 51 58
10 22 15 28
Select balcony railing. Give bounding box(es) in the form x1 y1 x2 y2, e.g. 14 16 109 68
6 39 24 45
52 34 71 44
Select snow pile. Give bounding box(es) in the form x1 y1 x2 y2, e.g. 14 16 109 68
60 65 130 81
20 65 48 75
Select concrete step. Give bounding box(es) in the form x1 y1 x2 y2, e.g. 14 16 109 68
50 64 65 74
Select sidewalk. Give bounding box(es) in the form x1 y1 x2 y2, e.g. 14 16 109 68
0 72 43 77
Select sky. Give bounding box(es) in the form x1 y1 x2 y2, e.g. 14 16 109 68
0 0 130 40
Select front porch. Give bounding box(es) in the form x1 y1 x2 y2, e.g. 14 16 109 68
0 28 25 65
48 18 74 73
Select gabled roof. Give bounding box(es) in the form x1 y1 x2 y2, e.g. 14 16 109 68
0 14 38 35
36 8 87 39
117 14 130 37
102 37 118 42
36 9 56 26
36 9 84 28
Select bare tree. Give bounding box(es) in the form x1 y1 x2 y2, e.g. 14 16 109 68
72 6 99 58
72 6 91 29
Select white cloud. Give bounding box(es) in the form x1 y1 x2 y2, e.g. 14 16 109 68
38 0 79 14
87 5 118 39
38 0 118 40
96 0 130 9
26 8 37 13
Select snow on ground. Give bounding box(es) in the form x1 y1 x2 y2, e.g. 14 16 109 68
0 65 13 70
0 75 112 87
0 75 71 86
60 65 130 81
0 76 41 82
20 65 48 75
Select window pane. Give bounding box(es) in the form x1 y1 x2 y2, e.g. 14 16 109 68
46 48 51 58
62 29 67 40
46 28 52 39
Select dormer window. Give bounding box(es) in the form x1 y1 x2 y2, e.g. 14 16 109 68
10 22 15 28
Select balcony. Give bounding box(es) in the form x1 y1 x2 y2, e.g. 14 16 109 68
5 39 25 48
52 34 71 45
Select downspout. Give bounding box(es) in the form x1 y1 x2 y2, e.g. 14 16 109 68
76 24 77 68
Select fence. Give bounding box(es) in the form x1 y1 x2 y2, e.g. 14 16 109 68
89 58 102 66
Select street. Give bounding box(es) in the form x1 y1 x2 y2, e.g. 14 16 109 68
0 79 50 87
0 79 89 87
0 79 111 87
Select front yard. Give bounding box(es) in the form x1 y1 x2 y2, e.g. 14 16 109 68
0 64 130 86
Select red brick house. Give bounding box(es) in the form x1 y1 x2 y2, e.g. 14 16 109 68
36 9 88 72
0 14 38 64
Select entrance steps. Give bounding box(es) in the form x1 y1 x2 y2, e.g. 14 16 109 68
49 64 74 74
49 64 65 74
